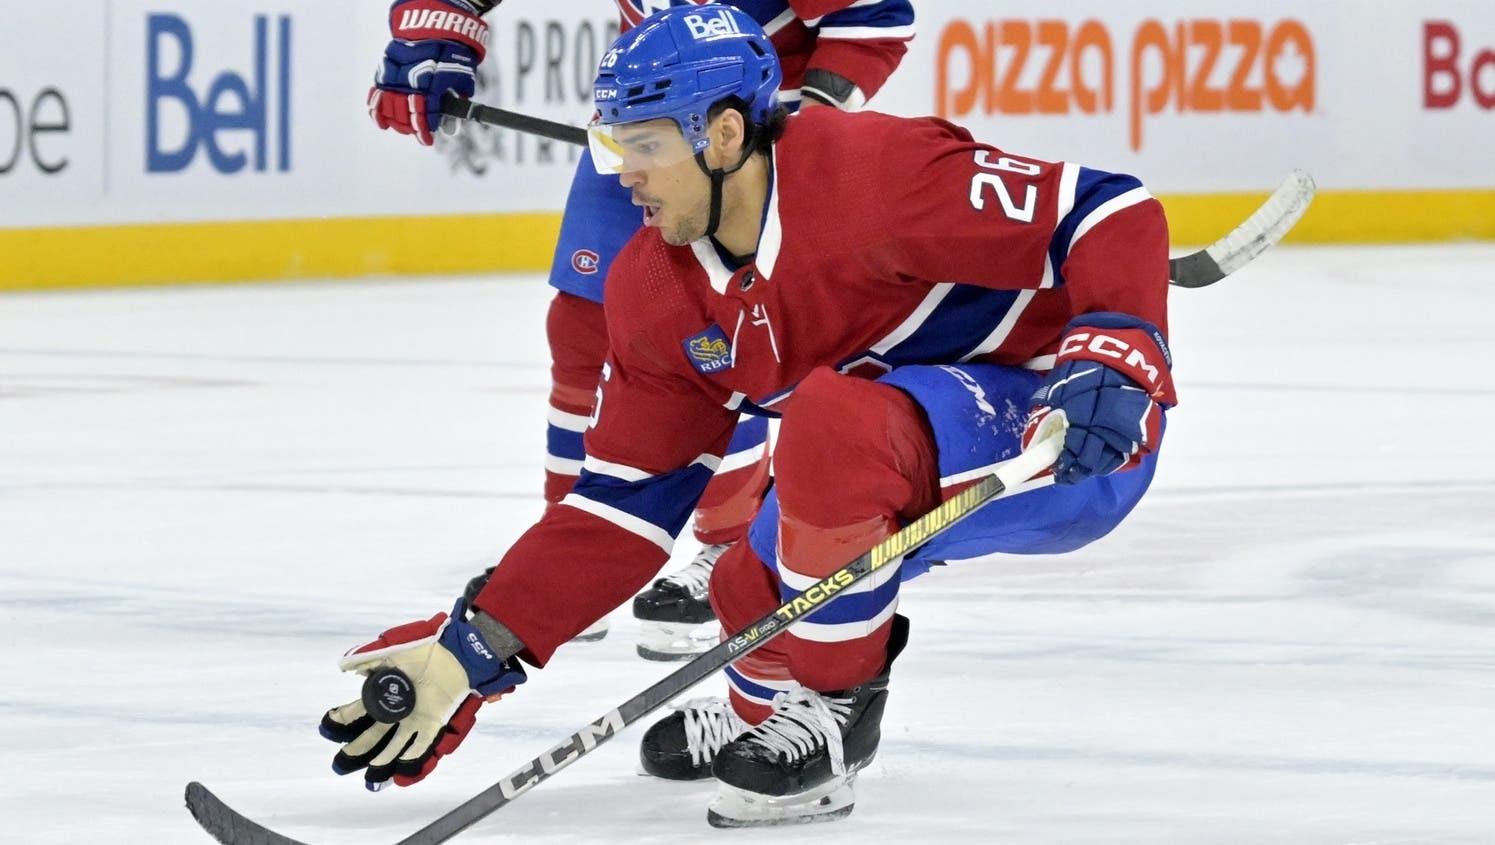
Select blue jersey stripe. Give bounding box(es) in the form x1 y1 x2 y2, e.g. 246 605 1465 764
880 284 1022 366
546 425 586 461
572 464 713 539
818 0 915 32
725 665 783 702
725 415 770 454
777 572 900 625
1048 168 1144 288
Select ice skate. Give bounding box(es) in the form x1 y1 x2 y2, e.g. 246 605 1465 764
707 616 908 827
639 697 747 780
632 543 726 660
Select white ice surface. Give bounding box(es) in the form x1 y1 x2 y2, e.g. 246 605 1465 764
3 245 1494 844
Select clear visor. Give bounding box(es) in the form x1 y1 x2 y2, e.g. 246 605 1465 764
588 118 699 175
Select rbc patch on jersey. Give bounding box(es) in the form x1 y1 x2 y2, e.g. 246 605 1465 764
683 324 733 375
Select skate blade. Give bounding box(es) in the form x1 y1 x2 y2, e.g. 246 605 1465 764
706 779 855 828
636 620 718 660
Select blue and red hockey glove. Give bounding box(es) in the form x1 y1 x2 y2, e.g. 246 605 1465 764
1024 313 1177 485
319 600 526 791
367 0 489 146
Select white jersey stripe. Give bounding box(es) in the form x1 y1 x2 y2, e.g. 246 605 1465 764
547 407 590 432
582 455 653 482
544 455 583 476
689 239 735 295
717 442 767 474
777 551 903 595
560 493 674 554
960 288 1036 362
817 24 916 40
1068 186 1154 255
757 149 785 278
870 283 954 355
790 596 900 643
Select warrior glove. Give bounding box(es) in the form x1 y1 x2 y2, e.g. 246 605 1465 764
368 0 489 146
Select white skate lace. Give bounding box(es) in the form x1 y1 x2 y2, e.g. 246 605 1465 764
675 697 748 767
742 686 854 775
661 543 728 599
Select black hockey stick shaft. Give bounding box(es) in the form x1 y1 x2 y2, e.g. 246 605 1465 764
184 422 1064 845
439 95 588 146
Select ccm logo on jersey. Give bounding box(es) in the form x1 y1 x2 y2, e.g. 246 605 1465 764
571 249 600 275
684 10 742 41
1058 329 1177 405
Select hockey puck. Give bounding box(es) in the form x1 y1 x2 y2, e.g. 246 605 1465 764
362 667 416 723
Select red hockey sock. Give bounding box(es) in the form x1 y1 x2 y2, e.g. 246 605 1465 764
775 368 939 691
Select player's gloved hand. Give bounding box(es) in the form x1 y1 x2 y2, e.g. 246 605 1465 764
1024 313 1177 485
367 0 489 146
319 599 526 791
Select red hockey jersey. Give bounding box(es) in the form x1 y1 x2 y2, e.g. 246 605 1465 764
475 108 1170 665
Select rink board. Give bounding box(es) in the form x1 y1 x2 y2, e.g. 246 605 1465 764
2 1 1493 289
5 189 1495 291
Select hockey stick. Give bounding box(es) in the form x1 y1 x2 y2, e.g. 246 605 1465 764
184 416 1068 845
439 96 588 146
436 95 1315 289
1167 169 1316 288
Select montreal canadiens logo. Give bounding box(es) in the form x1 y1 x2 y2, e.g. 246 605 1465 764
619 0 710 27
571 249 601 275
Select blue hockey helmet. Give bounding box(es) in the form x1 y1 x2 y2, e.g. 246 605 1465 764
589 4 782 174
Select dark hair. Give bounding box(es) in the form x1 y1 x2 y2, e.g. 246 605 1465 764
708 96 790 157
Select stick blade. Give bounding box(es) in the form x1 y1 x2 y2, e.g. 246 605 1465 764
1170 169 1317 288
185 782 313 845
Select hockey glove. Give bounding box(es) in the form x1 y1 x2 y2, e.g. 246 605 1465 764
320 599 525 791
1024 313 1177 485
367 0 489 146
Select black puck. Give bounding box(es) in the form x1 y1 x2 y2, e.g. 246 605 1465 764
362 667 416 723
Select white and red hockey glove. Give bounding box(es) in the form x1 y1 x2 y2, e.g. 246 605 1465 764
320 600 525 791
368 0 489 146
1024 313 1177 485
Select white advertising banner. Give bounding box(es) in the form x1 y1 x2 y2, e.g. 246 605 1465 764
2 1 1493 229
869 0 1495 193
1 1 613 228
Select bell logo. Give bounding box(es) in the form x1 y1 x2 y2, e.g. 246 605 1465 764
146 14 293 174
684 11 741 41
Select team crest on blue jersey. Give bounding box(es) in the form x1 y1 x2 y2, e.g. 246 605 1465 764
683 324 733 374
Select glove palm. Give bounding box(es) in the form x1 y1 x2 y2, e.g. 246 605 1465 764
320 601 525 790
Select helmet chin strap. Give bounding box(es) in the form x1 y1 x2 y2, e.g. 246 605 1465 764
693 127 760 240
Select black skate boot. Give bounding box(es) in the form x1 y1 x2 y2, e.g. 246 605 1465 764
631 543 726 660
707 615 910 827
464 566 608 642
639 698 748 780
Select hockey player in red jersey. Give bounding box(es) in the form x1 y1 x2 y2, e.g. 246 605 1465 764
366 0 916 655
325 4 1174 825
